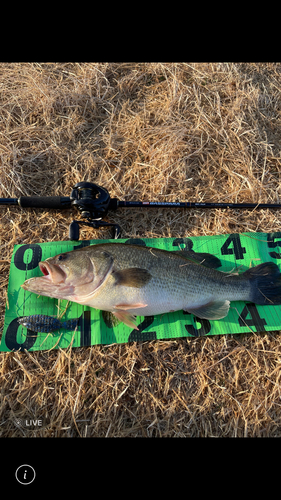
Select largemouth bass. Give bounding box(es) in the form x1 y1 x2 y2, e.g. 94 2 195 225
21 243 281 329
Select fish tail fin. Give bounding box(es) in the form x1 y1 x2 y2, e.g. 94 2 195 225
244 262 281 305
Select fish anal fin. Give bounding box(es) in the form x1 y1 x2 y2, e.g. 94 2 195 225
184 300 230 320
112 310 139 330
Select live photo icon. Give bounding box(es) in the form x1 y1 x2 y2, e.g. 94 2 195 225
15 464 36 485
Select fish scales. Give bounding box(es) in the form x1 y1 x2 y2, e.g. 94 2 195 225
21 243 281 329
85 244 249 315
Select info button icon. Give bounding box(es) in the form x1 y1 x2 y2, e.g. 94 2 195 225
15 464 36 485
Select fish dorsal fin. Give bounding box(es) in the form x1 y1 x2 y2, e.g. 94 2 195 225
184 300 230 320
113 268 151 288
173 251 221 269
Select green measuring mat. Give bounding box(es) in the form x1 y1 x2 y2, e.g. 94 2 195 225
2 231 281 352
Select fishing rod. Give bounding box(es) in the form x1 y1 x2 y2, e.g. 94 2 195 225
1 181 281 240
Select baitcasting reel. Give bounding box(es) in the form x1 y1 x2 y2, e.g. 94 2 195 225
69 182 120 240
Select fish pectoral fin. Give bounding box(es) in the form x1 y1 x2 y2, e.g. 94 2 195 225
113 268 151 288
112 310 139 330
115 302 148 310
184 300 230 320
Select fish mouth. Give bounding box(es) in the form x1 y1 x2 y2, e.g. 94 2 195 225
21 261 74 298
39 261 67 284
39 262 50 276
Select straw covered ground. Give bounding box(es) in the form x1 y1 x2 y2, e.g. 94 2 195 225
1 62 281 437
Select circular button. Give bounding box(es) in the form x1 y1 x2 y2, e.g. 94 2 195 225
15 464 36 485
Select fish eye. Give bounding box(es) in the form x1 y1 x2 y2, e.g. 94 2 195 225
57 254 67 261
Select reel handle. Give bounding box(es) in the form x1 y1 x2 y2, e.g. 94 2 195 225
69 220 121 241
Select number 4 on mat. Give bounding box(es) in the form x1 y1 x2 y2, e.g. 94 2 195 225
221 234 246 260
238 304 267 331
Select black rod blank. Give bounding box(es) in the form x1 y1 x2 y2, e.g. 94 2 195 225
115 200 281 210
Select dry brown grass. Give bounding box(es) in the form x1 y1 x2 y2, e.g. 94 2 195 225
1 62 281 437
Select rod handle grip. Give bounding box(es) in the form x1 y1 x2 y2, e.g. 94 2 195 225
18 196 71 209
